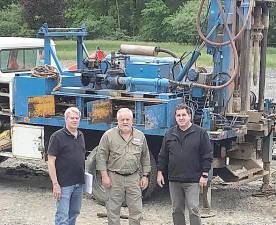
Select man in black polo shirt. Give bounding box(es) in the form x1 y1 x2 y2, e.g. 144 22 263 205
48 107 86 225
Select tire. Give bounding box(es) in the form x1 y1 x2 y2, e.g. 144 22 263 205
85 147 157 205
142 152 157 200
85 147 107 205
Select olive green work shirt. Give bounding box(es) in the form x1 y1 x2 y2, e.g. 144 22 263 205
96 127 151 175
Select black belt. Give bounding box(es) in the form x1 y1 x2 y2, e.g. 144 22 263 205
114 171 137 176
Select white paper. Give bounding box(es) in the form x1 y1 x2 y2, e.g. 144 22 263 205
84 172 93 194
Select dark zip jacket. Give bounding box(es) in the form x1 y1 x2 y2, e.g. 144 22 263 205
157 124 213 183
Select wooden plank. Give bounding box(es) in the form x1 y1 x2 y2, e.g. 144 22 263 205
246 110 263 123
223 172 269 187
232 168 263 179
247 122 267 132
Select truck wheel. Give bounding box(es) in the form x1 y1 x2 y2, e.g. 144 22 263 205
85 147 107 205
85 147 157 205
142 152 157 200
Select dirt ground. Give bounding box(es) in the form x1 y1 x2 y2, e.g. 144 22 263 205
0 158 276 225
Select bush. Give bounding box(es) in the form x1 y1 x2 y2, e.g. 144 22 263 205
85 16 117 39
0 3 34 36
139 0 171 41
164 0 208 44
0 0 19 10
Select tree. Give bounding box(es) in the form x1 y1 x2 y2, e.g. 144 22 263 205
0 3 34 36
140 0 170 41
22 0 66 30
268 6 276 47
163 0 185 11
164 0 208 43
0 0 19 10
64 0 146 38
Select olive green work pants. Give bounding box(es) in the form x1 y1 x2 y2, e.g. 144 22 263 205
106 171 142 225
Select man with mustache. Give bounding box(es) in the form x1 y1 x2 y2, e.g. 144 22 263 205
96 107 151 225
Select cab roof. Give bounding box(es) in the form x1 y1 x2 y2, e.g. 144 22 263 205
0 37 54 49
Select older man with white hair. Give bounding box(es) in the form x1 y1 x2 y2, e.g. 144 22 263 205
96 107 151 225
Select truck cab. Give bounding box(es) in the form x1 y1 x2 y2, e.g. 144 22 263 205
0 37 55 161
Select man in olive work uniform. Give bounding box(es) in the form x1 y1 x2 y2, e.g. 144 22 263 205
96 108 151 225
48 107 86 225
157 103 213 225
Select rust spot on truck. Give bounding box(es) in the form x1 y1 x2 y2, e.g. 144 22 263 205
28 95 55 117
90 100 112 123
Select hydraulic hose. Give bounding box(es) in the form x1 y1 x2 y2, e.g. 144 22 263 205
191 0 238 89
156 47 178 58
182 0 250 90
196 0 254 47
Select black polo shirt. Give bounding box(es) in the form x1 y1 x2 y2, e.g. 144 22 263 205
48 127 86 187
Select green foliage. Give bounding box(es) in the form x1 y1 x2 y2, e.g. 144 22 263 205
140 0 171 41
64 0 119 38
85 16 117 39
21 0 65 30
163 0 185 11
0 0 19 10
268 7 276 47
0 3 34 36
164 0 208 44
1 0 276 51
64 0 95 26
65 0 144 39
64 0 137 40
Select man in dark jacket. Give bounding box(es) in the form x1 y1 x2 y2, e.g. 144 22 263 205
157 103 213 225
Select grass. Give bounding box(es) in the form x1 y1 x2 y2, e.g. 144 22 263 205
55 39 276 68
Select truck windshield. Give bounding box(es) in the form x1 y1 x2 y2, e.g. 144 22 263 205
0 48 44 73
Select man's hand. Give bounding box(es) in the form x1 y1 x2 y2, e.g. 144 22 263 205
157 171 165 188
48 155 61 200
53 183 61 200
101 175 112 188
100 170 112 188
140 176 149 190
199 175 208 192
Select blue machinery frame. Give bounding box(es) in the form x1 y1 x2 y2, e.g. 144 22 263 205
12 0 275 189
14 1 249 141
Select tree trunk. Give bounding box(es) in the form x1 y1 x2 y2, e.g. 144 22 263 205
115 0 121 31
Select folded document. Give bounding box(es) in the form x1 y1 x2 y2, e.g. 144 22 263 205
84 172 93 194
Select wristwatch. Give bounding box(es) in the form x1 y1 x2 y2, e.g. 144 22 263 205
201 174 208 179
143 174 149 178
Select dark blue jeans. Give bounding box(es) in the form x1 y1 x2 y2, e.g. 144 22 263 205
55 184 83 225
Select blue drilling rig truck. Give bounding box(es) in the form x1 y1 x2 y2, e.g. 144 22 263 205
0 0 274 205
